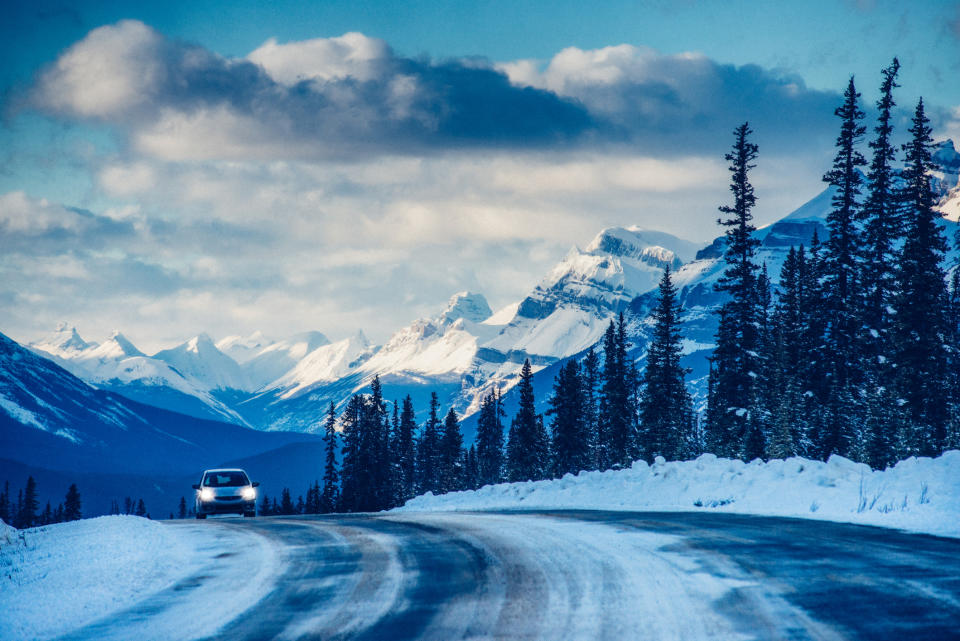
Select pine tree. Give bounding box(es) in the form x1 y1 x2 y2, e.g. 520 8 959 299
706 123 762 459
507 360 548 481
819 76 867 459
280 488 294 515
439 407 465 493
416 392 442 494
598 314 636 468
639 266 695 461
338 394 364 512
892 99 951 457
321 402 340 513
396 395 417 501
475 388 505 486
464 444 480 490
295 495 304 514
19 476 38 528
366 376 394 510
63 483 82 521
135 499 147 517
178 496 187 519
582 348 600 469
548 359 590 476
259 493 271 516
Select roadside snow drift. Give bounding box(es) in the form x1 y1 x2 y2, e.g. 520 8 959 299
400 451 960 538
0 515 279 641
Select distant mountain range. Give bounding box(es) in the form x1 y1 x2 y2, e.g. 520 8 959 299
12 139 960 443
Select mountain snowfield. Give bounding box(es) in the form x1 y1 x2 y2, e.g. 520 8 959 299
19 139 960 433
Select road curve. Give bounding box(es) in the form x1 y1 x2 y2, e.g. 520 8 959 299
59 511 960 641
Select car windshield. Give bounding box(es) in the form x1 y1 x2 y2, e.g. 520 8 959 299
203 471 249 487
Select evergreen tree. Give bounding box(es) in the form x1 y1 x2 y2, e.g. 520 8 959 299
706 123 762 459
582 348 600 469
321 402 340 513
396 395 417 501
338 394 364 512
295 495 305 514
548 359 590 476
39 501 53 525
892 99 951 457
124 496 133 515
178 496 187 519
464 444 480 490
19 476 38 528
507 360 548 481
416 392 442 494
861 59 902 355
64 483 82 521
439 407 465 493
135 499 147 517
280 488 294 515
366 376 394 510
598 314 636 468
820 76 867 459
259 493 271 516
475 388 505 486
639 266 695 461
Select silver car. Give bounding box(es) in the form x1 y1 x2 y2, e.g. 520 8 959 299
193 468 259 518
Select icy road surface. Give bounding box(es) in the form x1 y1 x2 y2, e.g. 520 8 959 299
53 511 960 640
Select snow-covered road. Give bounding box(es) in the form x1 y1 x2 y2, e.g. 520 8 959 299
12 511 958 641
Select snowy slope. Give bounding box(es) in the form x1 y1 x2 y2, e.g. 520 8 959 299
240 331 331 390
216 331 275 364
400 450 960 538
267 330 375 399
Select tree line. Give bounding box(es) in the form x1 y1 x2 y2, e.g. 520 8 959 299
705 58 960 467
0 477 82 528
298 59 960 513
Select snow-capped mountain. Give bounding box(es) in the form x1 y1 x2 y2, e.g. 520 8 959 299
481 227 701 367
30 328 249 425
216 331 274 364
0 331 311 476
239 331 332 390
267 330 374 399
153 334 252 392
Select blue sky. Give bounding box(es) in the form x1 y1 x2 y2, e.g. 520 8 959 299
2 0 959 350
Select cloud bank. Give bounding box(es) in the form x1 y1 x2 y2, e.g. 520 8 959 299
31 21 841 161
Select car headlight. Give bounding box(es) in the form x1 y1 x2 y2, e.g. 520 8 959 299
200 488 215 501
241 487 256 500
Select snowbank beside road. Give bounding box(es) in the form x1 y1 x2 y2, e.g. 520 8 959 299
400 451 960 538
0 515 279 641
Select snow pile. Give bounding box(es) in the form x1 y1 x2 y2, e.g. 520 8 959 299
400 451 960 538
0 515 279 641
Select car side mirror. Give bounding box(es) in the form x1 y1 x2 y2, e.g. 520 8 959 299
192 484 200 490
252 481 260 488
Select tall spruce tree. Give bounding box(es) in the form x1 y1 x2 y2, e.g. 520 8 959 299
507 360 548 481
63 484 81 521
598 314 636 468
820 76 868 459
892 99 951 457
439 408 465 493
338 394 364 512
396 395 417 501
639 266 695 461
548 359 591 476
19 477 38 528
416 392 442 494
706 123 761 459
321 401 340 513
475 388 505 486
582 348 600 469
860 60 904 469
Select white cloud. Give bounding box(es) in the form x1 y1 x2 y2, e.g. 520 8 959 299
33 20 167 119
0 191 84 233
99 163 157 196
247 32 389 85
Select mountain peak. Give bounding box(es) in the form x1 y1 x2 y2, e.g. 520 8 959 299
34 323 94 354
440 291 492 325
104 331 144 358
